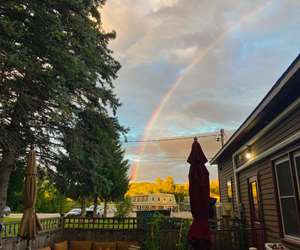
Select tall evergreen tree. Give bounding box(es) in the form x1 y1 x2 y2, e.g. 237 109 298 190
0 0 121 215
53 108 128 216
100 140 129 217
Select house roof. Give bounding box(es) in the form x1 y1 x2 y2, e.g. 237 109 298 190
211 54 300 164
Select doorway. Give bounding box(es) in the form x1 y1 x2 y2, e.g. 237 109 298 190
248 176 265 250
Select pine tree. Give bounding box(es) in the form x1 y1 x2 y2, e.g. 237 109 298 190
0 0 120 215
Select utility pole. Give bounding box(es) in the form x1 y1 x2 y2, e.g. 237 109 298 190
220 128 224 147
216 128 225 147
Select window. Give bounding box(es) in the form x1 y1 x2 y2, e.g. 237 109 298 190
274 157 300 238
248 177 261 221
294 152 300 195
227 179 233 202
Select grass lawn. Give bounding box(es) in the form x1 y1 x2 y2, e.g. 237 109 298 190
64 218 137 229
1 217 138 238
2 217 21 223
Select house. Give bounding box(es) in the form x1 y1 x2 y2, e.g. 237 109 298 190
178 196 191 211
211 55 300 250
129 193 179 212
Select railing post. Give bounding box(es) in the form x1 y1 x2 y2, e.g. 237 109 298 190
233 217 248 250
0 221 3 249
60 215 64 231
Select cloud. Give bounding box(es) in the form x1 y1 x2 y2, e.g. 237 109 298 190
102 0 300 182
148 0 179 12
124 131 234 182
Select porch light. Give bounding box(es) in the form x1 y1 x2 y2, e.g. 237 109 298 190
245 146 253 160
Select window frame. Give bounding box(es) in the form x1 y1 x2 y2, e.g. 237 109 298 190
226 179 233 202
293 151 300 198
274 156 300 240
248 176 262 222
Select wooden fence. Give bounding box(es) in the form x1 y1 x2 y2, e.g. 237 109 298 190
0 217 264 250
64 217 138 230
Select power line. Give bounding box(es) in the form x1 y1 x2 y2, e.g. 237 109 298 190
128 158 214 163
125 133 219 143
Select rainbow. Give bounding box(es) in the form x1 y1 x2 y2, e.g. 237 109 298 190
130 1 273 181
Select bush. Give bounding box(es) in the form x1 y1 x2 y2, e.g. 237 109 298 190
115 197 132 218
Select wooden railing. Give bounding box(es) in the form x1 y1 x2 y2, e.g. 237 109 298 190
1 221 20 238
41 217 61 231
1 216 265 250
1 217 61 239
63 217 138 230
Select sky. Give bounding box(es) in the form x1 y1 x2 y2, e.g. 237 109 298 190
101 0 300 183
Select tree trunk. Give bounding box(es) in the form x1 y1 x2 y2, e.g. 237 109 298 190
104 200 108 218
0 150 16 218
59 193 64 215
81 198 87 217
93 196 98 218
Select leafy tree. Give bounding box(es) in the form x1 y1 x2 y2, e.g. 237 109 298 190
153 177 163 193
126 178 220 202
115 197 132 218
0 0 120 215
161 176 175 193
6 160 26 212
36 177 61 213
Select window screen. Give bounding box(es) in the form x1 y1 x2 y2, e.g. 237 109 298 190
275 158 300 238
295 155 300 193
276 161 294 196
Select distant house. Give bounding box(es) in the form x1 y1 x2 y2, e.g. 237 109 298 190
129 193 178 212
177 196 191 212
211 55 300 250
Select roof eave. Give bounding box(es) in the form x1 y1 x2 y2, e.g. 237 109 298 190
210 54 300 165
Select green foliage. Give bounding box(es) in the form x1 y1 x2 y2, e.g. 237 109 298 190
176 220 191 250
0 0 121 156
115 197 132 218
52 108 129 211
35 171 80 213
0 0 122 213
143 214 165 250
6 160 26 212
99 139 129 203
36 178 61 213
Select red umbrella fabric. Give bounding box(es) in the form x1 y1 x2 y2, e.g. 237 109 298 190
187 138 211 250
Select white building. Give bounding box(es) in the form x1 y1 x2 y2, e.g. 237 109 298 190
130 193 179 212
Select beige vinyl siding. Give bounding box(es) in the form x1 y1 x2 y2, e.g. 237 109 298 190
238 159 281 243
250 108 300 163
218 158 235 204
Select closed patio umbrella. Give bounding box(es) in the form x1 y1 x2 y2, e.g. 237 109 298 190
187 138 211 250
20 147 42 243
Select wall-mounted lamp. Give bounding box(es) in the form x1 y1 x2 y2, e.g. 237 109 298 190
245 146 253 160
